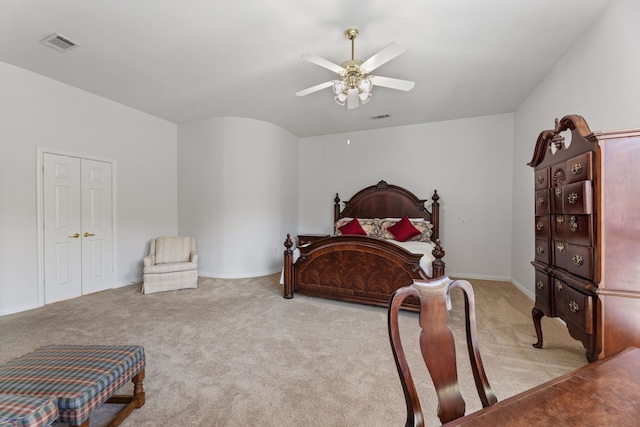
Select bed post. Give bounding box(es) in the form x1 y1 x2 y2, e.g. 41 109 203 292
431 190 440 242
334 193 341 224
431 239 446 278
283 234 294 299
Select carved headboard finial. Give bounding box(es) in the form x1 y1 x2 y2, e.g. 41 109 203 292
376 180 389 189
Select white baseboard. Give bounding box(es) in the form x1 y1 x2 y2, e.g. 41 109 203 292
448 272 511 282
450 273 535 301
197 268 281 279
0 303 40 316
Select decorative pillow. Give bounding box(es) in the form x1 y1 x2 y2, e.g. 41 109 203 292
410 220 434 242
380 218 433 242
386 216 422 242
335 218 380 237
337 217 367 235
334 217 353 233
338 217 367 236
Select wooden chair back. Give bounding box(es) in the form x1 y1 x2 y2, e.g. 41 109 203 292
388 276 497 425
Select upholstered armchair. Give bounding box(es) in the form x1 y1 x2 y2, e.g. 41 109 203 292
142 236 198 294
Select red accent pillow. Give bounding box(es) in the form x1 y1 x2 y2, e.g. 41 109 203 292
387 216 421 242
338 217 367 235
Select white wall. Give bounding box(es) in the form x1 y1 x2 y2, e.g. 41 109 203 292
511 0 640 297
299 114 514 280
178 117 298 278
0 61 178 315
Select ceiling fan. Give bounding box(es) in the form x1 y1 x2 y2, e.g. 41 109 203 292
296 27 415 110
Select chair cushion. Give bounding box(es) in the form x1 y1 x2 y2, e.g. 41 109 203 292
0 394 58 427
155 237 193 264
144 261 197 274
0 345 145 426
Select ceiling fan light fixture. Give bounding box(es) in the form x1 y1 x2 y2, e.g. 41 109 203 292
297 27 414 109
358 77 372 93
359 91 372 104
335 92 348 105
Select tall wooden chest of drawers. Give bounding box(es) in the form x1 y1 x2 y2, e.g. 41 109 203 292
529 115 640 361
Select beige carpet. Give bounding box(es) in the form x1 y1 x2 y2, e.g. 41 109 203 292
0 275 586 426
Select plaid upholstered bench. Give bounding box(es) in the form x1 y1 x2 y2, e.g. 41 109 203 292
0 345 146 427
0 393 58 427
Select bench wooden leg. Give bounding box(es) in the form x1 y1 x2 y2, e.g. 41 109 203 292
101 369 146 427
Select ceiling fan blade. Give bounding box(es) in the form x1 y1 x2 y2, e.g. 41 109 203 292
347 88 359 110
301 54 345 74
369 75 415 91
360 42 406 73
296 81 335 97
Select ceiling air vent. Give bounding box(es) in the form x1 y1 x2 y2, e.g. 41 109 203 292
371 114 390 120
40 33 78 52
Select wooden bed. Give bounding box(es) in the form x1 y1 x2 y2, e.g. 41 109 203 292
283 180 445 309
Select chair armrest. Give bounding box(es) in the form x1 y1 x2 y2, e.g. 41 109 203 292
191 253 198 264
143 254 155 267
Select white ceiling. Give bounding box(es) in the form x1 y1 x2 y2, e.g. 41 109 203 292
0 0 613 137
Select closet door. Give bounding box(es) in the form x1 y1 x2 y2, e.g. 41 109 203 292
44 154 82 303
43 153 114 303
80 159 114 294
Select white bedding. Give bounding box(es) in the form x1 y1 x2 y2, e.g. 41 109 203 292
387 240 436 276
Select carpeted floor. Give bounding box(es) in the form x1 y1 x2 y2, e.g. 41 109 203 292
0 275 585 426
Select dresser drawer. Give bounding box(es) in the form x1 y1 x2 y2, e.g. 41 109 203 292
564 181 593 215
534 167 550 190
566 215 594 246
553 278 567 318
535 215 550 239
553 241 568 270
565 152 593 184
552 215 567 242
535 238 550 264
551 187 564 214
564 285 594 334
534 270 551 312
535 189 550 215
566 243 594 280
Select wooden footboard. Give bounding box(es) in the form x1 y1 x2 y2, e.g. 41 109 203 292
283 234 445 308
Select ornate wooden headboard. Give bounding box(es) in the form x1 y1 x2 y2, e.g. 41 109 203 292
333 180 440 242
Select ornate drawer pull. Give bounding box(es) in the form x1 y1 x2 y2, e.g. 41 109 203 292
571 163 583 175
569 300 580 313
555 188 562 197
536 281 544 290
536 197 545 207
536 175 545 184
572 254 584 266
567 192 579 204
556 216 564 224
556 243 565 252
556 281 564 290
570 216 578 232
537 246 545 254
536 222 544 231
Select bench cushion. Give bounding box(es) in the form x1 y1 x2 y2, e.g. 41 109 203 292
0 393 58 427
0 345 145 426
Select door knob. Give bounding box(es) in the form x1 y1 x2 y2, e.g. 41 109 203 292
68 233 80 238
84 232 95 237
